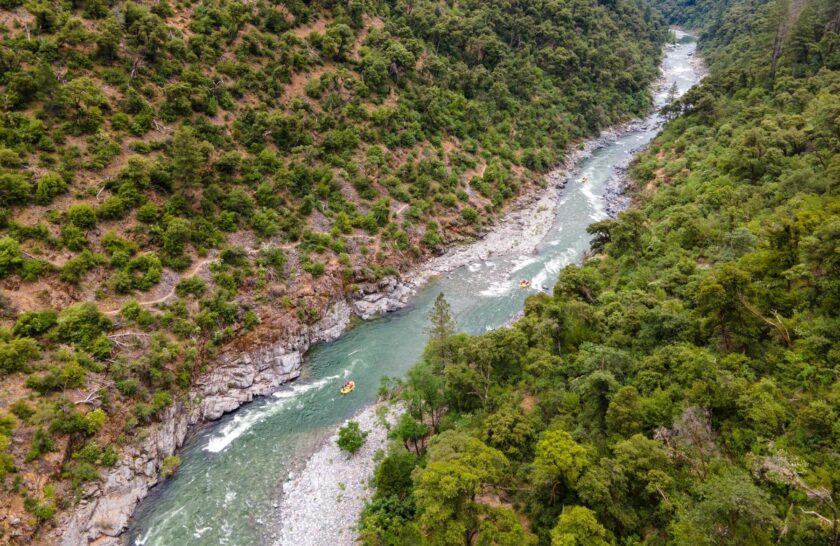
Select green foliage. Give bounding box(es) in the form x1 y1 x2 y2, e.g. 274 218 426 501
0 337 39 374
337 420 369 455
34 173 67 205
67 204 97 229
550 506 610 546
13 310 57 338
0 236 23 277
363 2 840 544
161 454 181 478
55 302 111 348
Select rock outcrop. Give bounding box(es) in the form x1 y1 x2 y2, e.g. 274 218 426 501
352 277 414 320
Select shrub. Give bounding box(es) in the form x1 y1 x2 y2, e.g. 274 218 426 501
26 429 55 462
26 361 86 393
97 195 127 219
0 236 23 277
60 225 89 251
23 496 56 522
0 173 32 206
84 409 106 434
0 338 39 374
136 202 160 223
13 310 58 337
161 454 181 477
460 207 479 223
55 302 111 347
421 222 442 248
256 247 286 275
337 420 369 455
111 253 162 292
303 260 325 277
10 400 34 421
59 250 102 284
67 204 98 229
175 276 205 297
115 378 139 397
34 173 67 205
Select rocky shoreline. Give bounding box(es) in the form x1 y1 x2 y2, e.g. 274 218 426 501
274 403 402 546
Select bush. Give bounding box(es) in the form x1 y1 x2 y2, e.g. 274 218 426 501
59 250 102 284
136 202 160 223
60 225 88 251
26 361 86 393
175 276 205 297
67 204 98 229
460 207 479 223
10 400 34 421
13 310 58 337
0 173 32 206
23 496 56 522
26 429 55 462
34 173 68 205
303 260 325 277
55 302 111 347
110 253 162 293
115 378 139 397
421 222 442 248
337 420 369 455
0 236 23 277
161 454 181 477
84 408 106 435
0 338 39 374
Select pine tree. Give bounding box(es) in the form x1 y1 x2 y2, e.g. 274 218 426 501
425 293 455 344
666 81 679 103
424 293 457 368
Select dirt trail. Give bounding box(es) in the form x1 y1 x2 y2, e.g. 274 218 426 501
103 257 215 316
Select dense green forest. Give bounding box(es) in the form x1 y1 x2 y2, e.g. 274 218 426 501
0 0 670 541
361 0 840 544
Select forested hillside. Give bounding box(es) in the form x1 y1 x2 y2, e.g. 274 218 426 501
0 0 670 542
361 0 840 544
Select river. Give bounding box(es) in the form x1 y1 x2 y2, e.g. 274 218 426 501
128 30 702 546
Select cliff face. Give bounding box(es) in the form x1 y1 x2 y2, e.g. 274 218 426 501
52 288 411 545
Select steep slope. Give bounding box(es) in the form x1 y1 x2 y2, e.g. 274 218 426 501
0 0 670 543
360 0 840 544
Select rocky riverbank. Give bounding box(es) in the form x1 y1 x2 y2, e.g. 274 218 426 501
273 403 401 546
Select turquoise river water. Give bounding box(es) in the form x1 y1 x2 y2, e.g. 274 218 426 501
128 31 702 546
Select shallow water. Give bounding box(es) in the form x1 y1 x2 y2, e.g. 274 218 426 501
128 31 702 546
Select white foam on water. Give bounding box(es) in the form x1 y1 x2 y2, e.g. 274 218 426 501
510 255 539 273
467 262 482 272
272 374 340 399
135 506 185 545
531 248 577 289
342 358 364 378
479 280 512 297
193 527 212 539
205 375 341 453
580 182 608 221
